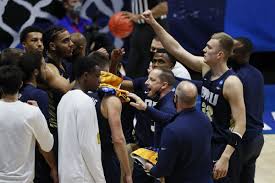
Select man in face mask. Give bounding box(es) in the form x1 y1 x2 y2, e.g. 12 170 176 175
57 0 92 33
127 68 177 183
128 68 177 148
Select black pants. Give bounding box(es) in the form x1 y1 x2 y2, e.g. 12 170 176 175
126 20 167 78
102 150 121 183
240 134 264 183
133 162 159 183
34 147 52 183
212 142 241 183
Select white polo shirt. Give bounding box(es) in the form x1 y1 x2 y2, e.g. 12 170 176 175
172 61 191 79
57 90 106 183
0 100 53 183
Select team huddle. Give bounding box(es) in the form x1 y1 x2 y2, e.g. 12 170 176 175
0 7 264 183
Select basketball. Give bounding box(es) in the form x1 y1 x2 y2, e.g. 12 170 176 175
108 12 134 38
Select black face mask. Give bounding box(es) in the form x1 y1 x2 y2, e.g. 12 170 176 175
150 90 161 102
148 85 163 102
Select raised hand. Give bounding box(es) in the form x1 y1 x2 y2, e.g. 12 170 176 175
96 47 109 60
122 11 141 23
141 10 156 25
111 48 125 63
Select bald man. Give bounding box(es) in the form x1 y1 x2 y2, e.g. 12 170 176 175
71 32 87 58
66 32 87 81
145 81 213 183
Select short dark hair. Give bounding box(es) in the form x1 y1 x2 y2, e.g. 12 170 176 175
74 56 99 79
235 37 254 55
0 65 23 95
20 26 43 43
18 52 43 82
155 68 176 86
43 26 66 51
88 51 109 70
0 48 24 67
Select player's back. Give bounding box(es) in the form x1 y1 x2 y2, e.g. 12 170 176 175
0 100 47 183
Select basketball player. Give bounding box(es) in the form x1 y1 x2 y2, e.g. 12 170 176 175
88 53 133 183
43 26 74 163
20 26 73 93
18 52 52 183
57 57 106 183
142 10 246 182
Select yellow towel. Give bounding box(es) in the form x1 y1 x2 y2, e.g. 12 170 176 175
100 71 123 87
99 83 130 103
131 148 158 165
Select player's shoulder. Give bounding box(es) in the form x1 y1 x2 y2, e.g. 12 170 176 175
225 74 242 87
46 63 59 76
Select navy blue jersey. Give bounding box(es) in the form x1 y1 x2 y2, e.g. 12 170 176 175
88 92 120 183
145 91 177 148
201 69 235 143
133 77 156 147
19 84 49 120
150 108 213 183
233 63 264 140
88 92 114 152
46 57 69 129
63 59 74 82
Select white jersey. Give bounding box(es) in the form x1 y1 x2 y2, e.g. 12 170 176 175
0 100 53 183
57 90 106 183
172 61 191 79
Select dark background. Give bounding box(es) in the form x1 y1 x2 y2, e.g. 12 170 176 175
0 0 274 83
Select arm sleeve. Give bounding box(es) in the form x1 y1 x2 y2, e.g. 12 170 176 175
76 103 106 183
150 127 179 177
145 106 174 123
29 107 53 152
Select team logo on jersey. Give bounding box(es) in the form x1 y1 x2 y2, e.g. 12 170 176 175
201 86 219 106
216 80 224 90
201 101 214 121
144 99 157 107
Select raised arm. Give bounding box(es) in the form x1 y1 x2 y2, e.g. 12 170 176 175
123 1 167 23
103 96 133 183
141 10 207 73
151 1 168 19
213 76 246 180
